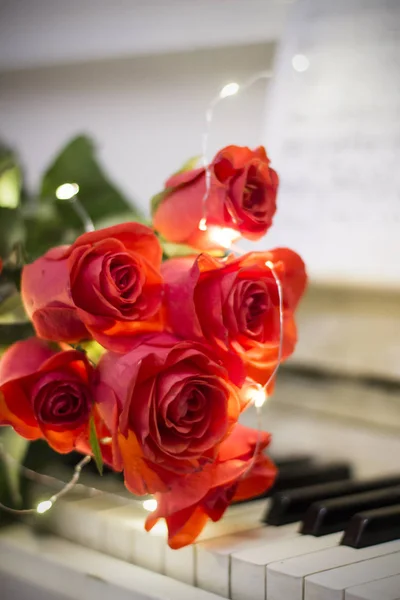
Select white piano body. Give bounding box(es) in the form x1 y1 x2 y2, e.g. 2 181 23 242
1 284 400 600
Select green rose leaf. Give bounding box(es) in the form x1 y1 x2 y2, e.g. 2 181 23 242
89 416 104 476
40 135 143 228
172 155 201 177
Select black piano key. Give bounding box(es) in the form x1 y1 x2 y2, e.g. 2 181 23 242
271 461 353 494
233 454 316 505
266 474 400 525
341 504 400 548
271 454 314 471
301 485 400 536
251 461 352 509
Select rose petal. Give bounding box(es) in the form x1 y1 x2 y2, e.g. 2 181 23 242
70 223 162 268
0 338 55 385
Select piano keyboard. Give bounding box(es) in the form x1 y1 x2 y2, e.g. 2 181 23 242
0 524 225 600
2 373 400 600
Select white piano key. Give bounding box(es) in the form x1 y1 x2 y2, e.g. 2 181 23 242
230 532 342 600
345 574 400 600
98 503 168 572
1 569 73 600
47 495 129 551
164 499 268 585
267 539 400 600
196 522 299 598
0 524 226 600
45 485 268 583
305 552 400 600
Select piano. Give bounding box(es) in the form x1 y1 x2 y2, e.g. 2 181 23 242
1 283 400 600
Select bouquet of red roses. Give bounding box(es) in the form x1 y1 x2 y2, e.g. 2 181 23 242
0 145 306 549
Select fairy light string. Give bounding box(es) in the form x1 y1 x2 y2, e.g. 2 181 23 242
0 183 96 517
199 70 272 229
0 450 92 515
198 71 285 480
55 182 95 233
0 71 281 519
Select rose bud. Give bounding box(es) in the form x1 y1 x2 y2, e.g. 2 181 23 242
145 423 277 548
95 333 246 495
152 145 278 249
0 338 96 453
21 223 163 352
162 248 307 386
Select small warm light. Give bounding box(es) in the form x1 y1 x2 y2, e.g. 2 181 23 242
219 82 240 99
143 498 158 512
252 387 268 409
198 217 208 231
208 226 240 249
292 54 310 73
55 182 80 200
36 500 53 514
100 437 112 445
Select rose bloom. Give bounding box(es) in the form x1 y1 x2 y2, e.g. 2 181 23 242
145 423 277 548
153 145 278 249
0 338 98 453
95 333 246 495
21 223 163 352
162 248 307 386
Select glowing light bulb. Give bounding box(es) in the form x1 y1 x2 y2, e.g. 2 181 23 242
36 500 53 514
143 498 158 512
55 182 80 200
252 387 268 408
198 217 208 231
292 54 309 73
100 437 112 445
208 226 240 249
219 82 240 99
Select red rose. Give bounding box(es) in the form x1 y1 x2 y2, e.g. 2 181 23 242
145 423 277 548
95 333 246 495
153 145 278 249
21 223 163 352
162 248 307 386
0 338 95 453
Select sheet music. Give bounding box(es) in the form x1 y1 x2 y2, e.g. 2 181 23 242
256 0 400 286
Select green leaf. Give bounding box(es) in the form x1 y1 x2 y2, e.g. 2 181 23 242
40 135 143 228
89 416 103 476
0 427 29 508
22 203 66 260
0 291 26 321
0 208 25 258
161 241 198 258
0 163 22 210
172 155 201 177
0 322 34 345
79 340 106 365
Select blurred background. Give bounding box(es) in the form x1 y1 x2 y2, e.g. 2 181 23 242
0 0 399 476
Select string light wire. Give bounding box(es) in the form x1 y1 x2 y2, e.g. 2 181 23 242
0 70 280 518
199 70 273 228
0 182 96 517
55 182 95 233
238 259 284 480
0 450 92 515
